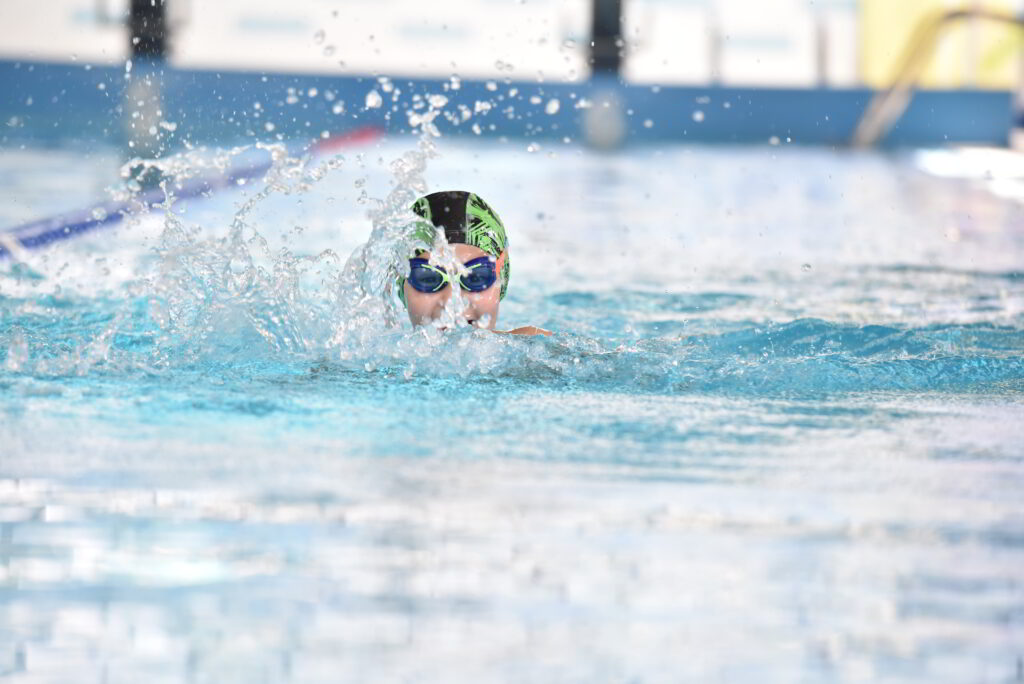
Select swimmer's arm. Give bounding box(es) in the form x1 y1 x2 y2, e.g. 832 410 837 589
497 326 553 337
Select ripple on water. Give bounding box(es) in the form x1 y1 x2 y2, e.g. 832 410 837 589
1 140 1023 681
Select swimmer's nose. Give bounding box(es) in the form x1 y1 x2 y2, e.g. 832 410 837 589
461 295 481 323
432 287 453 316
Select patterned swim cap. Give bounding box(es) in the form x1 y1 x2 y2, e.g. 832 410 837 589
397 190 510 304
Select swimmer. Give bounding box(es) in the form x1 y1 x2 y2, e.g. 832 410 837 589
397 190 551 336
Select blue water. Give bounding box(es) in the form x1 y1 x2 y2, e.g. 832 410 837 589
1 137 1023 682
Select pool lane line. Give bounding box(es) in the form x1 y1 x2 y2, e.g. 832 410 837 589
0 126 383 261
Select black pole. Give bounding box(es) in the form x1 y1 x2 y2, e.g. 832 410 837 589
590 0 623 75
129 0 168 58
125 0 169 185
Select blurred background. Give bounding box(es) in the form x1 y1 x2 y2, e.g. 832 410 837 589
2 3 1024 683
2 0 1024 151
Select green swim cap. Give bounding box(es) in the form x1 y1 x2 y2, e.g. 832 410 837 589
397 190 510 305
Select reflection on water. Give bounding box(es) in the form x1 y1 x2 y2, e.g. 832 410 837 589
1 393 1022 682
1 138 1023 681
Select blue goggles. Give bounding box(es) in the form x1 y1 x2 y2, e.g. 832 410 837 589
407 256 497 294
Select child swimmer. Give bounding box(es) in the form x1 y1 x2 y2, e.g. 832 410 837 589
397 190 551 336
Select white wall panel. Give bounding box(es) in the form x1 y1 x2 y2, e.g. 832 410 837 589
716 0 816 86
821 6 859 87
0 0 128 64
622 0 860 88
171 0 591 81
623 1 712 84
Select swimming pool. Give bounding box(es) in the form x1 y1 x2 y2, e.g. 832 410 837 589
1 135 1022 682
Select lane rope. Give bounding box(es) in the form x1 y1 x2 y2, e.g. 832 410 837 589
0 126 382 260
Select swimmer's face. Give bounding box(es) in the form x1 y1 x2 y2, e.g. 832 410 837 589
404 243 506 329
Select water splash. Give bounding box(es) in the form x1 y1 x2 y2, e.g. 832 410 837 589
2 115 1023 397
0 96 520 378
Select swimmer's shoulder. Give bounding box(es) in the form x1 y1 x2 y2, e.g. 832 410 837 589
497 326 553 337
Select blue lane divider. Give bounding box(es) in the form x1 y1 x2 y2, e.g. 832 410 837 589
0 126 381 261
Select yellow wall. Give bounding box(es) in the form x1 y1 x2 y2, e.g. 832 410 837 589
861 0 1017 89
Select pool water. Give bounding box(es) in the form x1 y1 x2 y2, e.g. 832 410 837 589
1 135 1023 682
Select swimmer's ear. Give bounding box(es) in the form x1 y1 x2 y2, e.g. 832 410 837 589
495 250 507 276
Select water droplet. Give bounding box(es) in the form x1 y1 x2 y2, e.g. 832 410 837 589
365 90 382 108
474 100 492 114
692 110 705 122
91 207 108 221
529 95 541 105
159 121 177 131
97 83 106 91
526 142 540 153
801 263 812 272
562 38 576 49
332 102 345 115
428 94 448 109
449 75 461 90
313 29 326 44
307 87 318 97
544 98 560 115
485 81 498 91
323 45 335 57
471 123 482 135
264 122 275 132
643 119 653 128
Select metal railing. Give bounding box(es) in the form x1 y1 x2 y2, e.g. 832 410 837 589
852 8 1024 147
